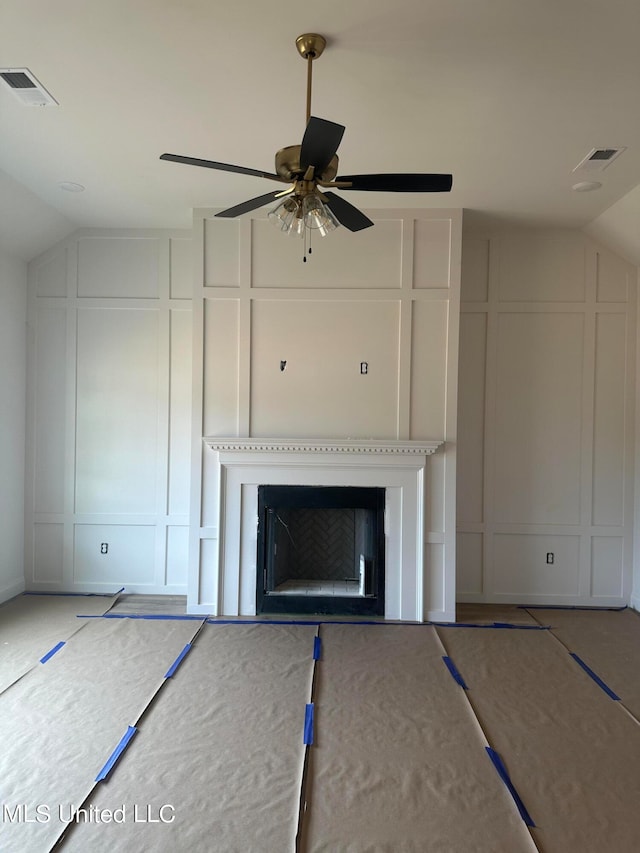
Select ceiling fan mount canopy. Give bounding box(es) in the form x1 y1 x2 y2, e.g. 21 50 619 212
295 33 327 60
160 32 453 242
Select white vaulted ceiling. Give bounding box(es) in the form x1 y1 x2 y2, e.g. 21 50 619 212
2 0 640 261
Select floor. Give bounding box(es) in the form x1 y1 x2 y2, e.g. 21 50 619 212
1 593 639 852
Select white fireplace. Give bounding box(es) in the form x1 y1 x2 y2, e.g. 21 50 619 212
197 438 441 621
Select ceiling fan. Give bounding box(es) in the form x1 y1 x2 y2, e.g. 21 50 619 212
160 34 452 258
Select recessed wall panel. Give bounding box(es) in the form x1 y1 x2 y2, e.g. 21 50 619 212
75 308 159 514
168 308 192 515
35 249 67 297
461 237 489 302
592 313 626 526
199 539 219 606
413 219 452 288
494 312 583 525
77 238 160 298
170 237 193 299
497 233 586 302
166 526 189 586
200 446 220 529
250 218 403 288
493 533 580 597
410 301 447 439
425 543 445 613
457 312 487 523
204 219 240 287
74 524 155 584
596 249 630 303
591 536 624 597
456 532 483 594
203 299 239 436
34 305 67 514
250 300 400 438
33 523 64 583
425 451 445 534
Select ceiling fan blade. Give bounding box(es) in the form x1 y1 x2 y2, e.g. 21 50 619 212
215 190 287 218
300 117 346 174
322 192 374 232
336 173 453 192
160 153 282 182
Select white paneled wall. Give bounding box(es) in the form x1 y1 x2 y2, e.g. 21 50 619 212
458 229 636 605
0 250 27 603
25 231 192 593
191 210 462 620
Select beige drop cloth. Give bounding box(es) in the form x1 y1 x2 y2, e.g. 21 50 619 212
529 606 640 720
58 622 317 853
301 624 535 853
0 615 202 853
0 592 119 694
437 626 640 853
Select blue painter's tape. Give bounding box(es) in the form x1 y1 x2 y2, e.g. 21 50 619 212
313 636 322 660
40 641 65 664
570 653 620 700
95 726 137 782
303 703 314 745
164 643 192 678
486 747 536 827
442 656 468 689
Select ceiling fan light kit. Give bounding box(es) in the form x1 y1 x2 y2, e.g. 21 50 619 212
269 194 339 238
160 33 453 261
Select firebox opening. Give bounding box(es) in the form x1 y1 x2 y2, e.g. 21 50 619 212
256 485 385 616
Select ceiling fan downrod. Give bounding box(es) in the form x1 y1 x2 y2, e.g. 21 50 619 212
295 33 326 125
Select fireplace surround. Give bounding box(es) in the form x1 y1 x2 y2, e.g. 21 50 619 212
201 439 441 620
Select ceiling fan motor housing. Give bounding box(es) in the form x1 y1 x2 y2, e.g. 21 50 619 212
275 145 338 183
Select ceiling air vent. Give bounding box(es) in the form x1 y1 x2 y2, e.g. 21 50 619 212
573 147 625 173
0 67 58 106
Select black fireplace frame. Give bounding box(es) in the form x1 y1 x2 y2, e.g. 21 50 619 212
256 485 385 616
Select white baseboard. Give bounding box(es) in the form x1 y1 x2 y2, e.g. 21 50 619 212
0 577 26 605
426 609 456 623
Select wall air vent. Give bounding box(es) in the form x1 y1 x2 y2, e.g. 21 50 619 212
573 147 625 173
0 67 58 106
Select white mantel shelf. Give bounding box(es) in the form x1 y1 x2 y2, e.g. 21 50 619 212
204 438 443 455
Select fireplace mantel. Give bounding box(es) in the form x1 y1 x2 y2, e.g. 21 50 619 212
198 437 443 622
204 438 443 455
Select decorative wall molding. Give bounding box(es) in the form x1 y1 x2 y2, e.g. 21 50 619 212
204 437 443 456
457 231 637 606
193 208 462 622
25 230 193 595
